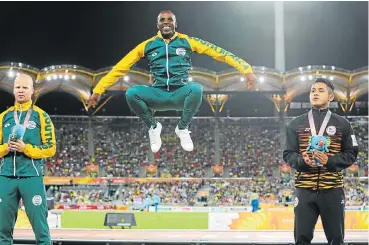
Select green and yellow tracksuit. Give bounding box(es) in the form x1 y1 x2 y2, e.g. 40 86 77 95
0 100 56 245
94 31 253 128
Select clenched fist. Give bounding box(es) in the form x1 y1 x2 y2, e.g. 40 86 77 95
87 93 101 109
245 72 256 90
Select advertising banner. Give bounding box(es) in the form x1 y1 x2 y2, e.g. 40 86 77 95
209 211 368 230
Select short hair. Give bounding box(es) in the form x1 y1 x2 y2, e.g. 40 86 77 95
157 10 176 22
314 77 334 93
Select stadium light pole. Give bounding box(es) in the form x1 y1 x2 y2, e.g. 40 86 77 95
275 1 287 174
275 1 285 72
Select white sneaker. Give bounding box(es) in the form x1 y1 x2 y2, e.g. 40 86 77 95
175 125 194 151
148 122 162 153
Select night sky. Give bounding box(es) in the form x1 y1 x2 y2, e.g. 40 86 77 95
0 1 367 116
0 1 367 71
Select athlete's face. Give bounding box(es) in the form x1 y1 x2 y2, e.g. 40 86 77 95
157 11 177 38
13 74 34 104
310 82 334 109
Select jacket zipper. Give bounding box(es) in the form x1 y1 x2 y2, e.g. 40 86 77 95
165 42 170 91
0 158 4 173
13 152 16 176
32 159 40 176
316 168 321 191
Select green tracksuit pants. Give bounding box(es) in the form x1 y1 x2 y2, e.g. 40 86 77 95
125 82 203 129
0 176 50 245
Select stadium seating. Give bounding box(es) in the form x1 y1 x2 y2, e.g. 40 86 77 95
45 116 368 178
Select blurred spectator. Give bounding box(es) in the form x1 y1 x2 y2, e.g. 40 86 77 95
45 123 90 177
155 118 214 178
219 118 281 178
45 116 367 178
121 180 201 206
50 178 368 207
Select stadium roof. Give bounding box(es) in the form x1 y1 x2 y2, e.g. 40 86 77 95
0 62 367 105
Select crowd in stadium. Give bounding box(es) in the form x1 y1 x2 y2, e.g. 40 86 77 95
350 117 368 173
120 180 202 206
221 118 281 178
43 116 368 208
48 185 110 204
50 177 368 207
153 119 214 178
45 117 368 178
92 121 144 178
45 124 90 177
344 178 368 206
207 178 292 206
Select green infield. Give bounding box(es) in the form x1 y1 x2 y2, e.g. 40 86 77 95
61 211 208 229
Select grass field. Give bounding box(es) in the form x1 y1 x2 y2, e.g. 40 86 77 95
61 211 208 229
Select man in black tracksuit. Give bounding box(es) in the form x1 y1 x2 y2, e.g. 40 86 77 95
283 78 359 245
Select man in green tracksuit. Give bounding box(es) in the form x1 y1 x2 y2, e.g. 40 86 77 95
0 74 56 245
88 10 256 153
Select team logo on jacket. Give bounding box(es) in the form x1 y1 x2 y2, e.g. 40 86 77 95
4 123 10 128
326 126 336 136
32 195 42 206
152 52 157 57
27 121 36 130
176 48 186 56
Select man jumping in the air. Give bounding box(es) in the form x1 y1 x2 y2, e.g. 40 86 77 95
88 10 256 153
